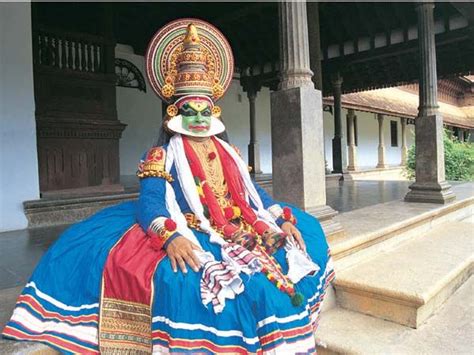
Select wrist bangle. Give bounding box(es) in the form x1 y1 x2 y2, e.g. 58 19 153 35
148 218 178 250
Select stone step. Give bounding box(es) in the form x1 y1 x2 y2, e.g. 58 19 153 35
316 276 473 355
330 182 474 272
24 193 139 228
23 177 274 229
333 221 473 328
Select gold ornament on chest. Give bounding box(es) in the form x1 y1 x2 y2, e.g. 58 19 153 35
188 139 231 207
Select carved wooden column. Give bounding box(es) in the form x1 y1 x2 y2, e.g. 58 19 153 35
332 73 345 173
34 6 126 195
241 75 262 175
376 113 387 168
247 89 262 174
405 2 455 204
401 117 408 165
271 1 344 237
347 109 358 171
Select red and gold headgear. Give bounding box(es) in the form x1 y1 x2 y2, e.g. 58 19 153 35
145 18 234 136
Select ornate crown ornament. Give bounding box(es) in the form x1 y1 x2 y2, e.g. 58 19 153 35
145 18 234 115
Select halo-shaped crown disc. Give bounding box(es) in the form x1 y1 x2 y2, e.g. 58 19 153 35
145 18 234 103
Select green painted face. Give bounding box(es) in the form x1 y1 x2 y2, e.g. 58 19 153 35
180 101 212 135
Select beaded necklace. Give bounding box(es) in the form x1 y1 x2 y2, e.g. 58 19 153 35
187 139 231 208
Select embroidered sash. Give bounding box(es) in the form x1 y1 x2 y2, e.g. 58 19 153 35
99 224 166 354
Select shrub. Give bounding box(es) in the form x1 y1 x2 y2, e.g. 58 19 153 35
405 130 474 181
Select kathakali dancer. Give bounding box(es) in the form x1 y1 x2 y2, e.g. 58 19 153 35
3 19 334 354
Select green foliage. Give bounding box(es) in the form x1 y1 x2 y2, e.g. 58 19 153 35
405 130 474 181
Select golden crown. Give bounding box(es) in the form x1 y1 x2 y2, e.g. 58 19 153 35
161 24 224 101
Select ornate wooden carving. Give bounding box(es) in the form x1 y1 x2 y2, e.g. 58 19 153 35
115 58 146 92
33 27 126 192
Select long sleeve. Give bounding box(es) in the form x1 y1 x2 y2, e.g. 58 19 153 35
136 146 179 249
137 176 170 231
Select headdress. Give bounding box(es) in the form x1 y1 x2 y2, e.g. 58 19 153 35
146 18 234 137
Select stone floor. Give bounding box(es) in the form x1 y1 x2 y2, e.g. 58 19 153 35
326 180 413 213
122 175 414 214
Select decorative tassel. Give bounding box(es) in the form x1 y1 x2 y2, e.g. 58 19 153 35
164 218 177 232
291 292 304 307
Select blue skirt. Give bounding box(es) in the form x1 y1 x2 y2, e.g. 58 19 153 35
2 201 334 354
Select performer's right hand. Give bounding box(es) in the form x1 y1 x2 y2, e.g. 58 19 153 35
165 236 201 274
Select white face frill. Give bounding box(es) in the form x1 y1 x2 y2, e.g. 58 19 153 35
166 115 226 137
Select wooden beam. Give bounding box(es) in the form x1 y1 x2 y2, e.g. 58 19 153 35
354 3 376 51
326 26 471 67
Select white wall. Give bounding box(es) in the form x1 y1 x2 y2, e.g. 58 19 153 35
323 108 415 170
323 110 335 171
219 82 273 173
116 45 164 176
354 111 380 168
116 47 274 175
114 49 416 176
0 3 40 232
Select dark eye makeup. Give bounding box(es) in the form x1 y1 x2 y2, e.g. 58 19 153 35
201 109 211 117
180 105 197 117
180 104 211 117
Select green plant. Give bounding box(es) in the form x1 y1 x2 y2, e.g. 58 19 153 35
404 130 474 181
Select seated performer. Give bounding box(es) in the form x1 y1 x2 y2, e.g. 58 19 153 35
2 19 334 354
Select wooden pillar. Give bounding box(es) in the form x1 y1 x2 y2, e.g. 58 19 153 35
332 73 344 173
247 88 262 174
405 2 455 204
376 113 387 168
347 109 358 171
241 76 262 175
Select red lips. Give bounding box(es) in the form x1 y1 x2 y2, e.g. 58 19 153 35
189 125 209 131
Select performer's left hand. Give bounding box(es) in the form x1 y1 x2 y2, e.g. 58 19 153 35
281 222 306 252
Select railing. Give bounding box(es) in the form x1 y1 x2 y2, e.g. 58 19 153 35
33 26 114 74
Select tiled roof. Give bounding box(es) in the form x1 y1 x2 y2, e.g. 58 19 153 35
324 87 474 128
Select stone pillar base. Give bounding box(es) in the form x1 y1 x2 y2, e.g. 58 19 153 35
306 205 345 239
271 85 326 208
271 85 345 239
347 145 357 171
404 181 456 204
401 146 408 166
376 146 387 169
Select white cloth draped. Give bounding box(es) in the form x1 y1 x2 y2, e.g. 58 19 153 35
162 134 319 312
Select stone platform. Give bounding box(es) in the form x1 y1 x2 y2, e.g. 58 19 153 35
23 179 415 228
317 277 473 355
316 181 474 353
335 221 473 328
